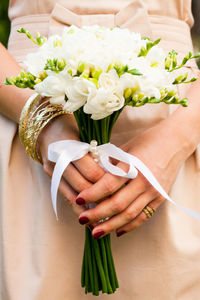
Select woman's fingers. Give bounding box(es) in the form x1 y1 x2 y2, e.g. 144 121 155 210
78 173 152 224
90 192 157 238
73 153 105 183
59 176 86 216
44 153 104 196
44 162 86 216
62 162 92 193
115 196 164 237
76 160 133 205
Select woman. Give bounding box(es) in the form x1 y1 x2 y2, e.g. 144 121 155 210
1 0 200 299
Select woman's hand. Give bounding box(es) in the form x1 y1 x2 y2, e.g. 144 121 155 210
38 114 105 216
76 117 196 237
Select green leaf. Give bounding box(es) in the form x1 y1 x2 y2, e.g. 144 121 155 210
138 46 147 57
127 69 143 75
192 52 200 58
4 78 12 85
153 38 161 46
141 36 151 40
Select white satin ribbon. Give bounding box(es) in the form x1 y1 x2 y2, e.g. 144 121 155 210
48 140 200 220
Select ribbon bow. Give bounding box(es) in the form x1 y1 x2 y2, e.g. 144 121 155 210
48 140 200 220
49 1 153 38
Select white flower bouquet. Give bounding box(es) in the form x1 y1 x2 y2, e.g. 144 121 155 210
6 25 200 295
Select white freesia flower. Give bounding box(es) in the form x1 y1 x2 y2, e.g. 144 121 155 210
64 78 97 112
25 52 49 76
84 88 125 120
119 73 138 90
34 72 71 104
146 46 166 68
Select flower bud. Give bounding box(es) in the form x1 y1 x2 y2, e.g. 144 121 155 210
124 88 133 99
180 98 188 107
39 71 48 80
167 89 177 97
4 78 12 85
107 63 114 72
176 72 188 82
138 92 145 100
80 71 89 79
165 57 171 70
20 70 27 79
133 94 139 102
34 78 42 85
91 67 102 79
77 62 85 74
160 89 166 98
58 59 66 70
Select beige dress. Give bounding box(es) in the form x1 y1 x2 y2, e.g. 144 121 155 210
1 0 200 299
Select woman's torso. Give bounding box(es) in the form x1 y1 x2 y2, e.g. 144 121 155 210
8 0 193 25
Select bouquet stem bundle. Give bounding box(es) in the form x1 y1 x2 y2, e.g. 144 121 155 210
74 108 121 295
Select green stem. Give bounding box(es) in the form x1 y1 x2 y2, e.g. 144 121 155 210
93 120 102 145
108 109 122 141
100 237 113 294
73 111 86 141
92 237 108 293
81 245 85 288
87 114 92 142
101 118 107 144
108 235 119 288
76 108 119 295
90 231 100 296
104 235 117 291
84 238 89 294
86 227 94 293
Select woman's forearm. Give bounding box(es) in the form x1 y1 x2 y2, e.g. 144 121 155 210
158 78 200 161
0 43 34 123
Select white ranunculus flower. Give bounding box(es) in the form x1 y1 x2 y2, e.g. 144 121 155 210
84 88 125 120
64 78 97 112
98 69 119 91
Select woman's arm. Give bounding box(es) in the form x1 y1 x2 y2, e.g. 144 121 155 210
76 78 200 237
0 42 105 216
0 43 34 122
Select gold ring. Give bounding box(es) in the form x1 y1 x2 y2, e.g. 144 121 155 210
142 205 156 219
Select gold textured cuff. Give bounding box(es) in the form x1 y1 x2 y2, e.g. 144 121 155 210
19 93 70 164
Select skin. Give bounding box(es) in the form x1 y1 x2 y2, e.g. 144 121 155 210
1 42 200 238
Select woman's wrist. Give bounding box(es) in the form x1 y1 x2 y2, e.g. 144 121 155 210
38 113 79 164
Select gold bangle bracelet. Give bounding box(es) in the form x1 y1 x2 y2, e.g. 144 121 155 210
18 93 42 143
26 104 68 164
18 93 70 164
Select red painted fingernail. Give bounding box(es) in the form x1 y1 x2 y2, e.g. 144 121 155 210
116 230 126 237
79 216 89 225
76 197 85 205
93 230 105 239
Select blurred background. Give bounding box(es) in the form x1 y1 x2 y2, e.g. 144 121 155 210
0 0 10 47
0 0 200 60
